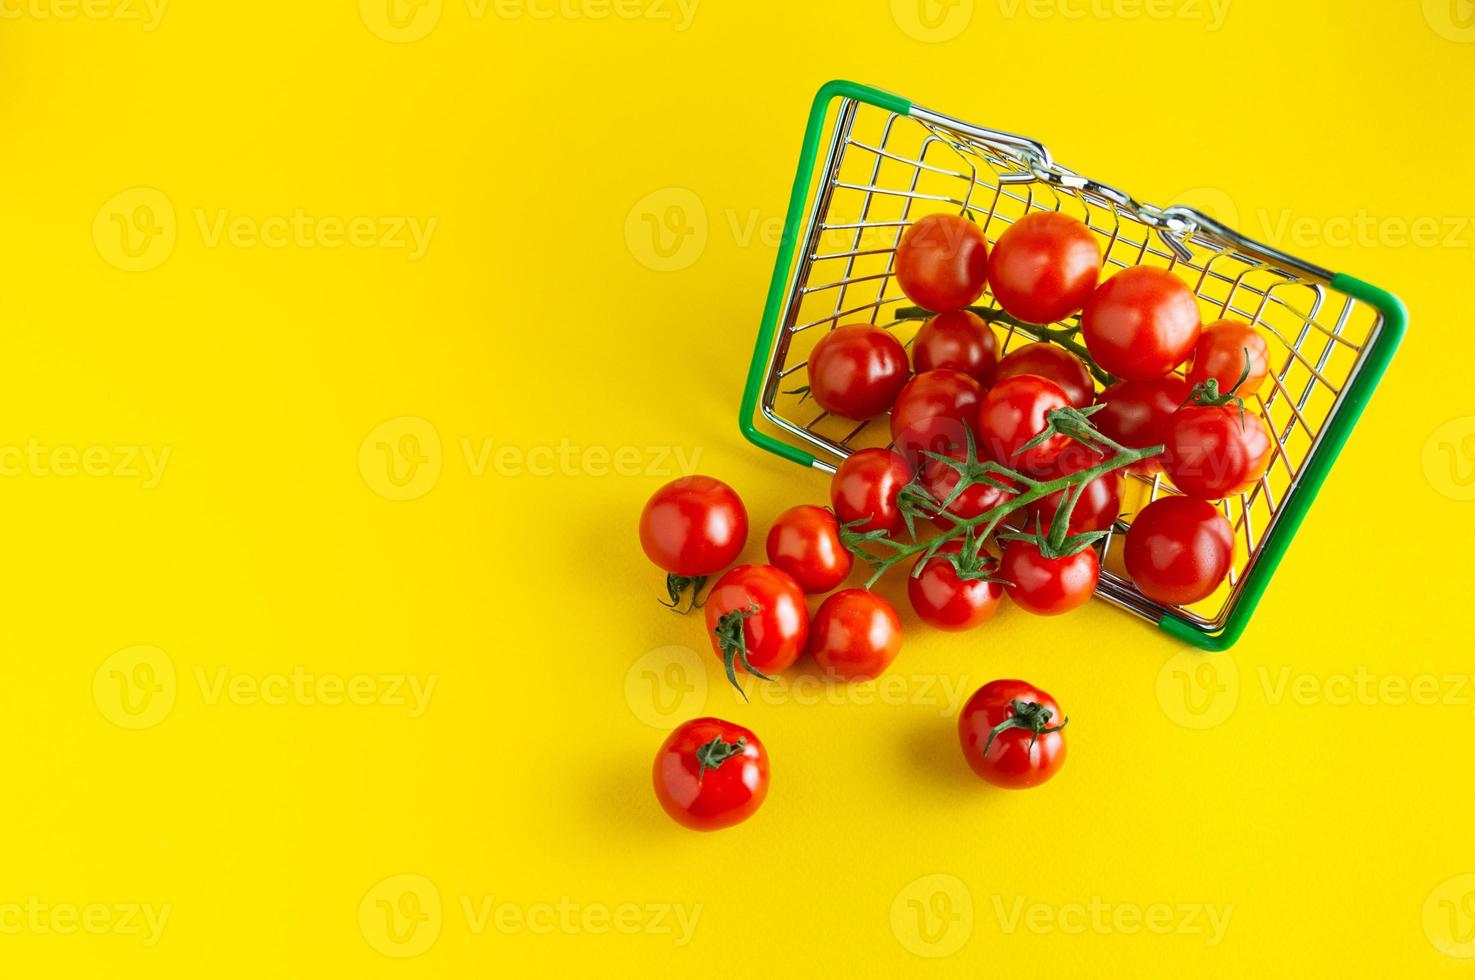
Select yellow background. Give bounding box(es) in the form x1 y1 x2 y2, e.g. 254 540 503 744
2 0 1473 974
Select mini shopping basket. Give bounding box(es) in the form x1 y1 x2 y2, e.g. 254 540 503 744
739 80 1405 651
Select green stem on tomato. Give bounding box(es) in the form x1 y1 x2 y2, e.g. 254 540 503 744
842 417 1162 587
893 304 1118 387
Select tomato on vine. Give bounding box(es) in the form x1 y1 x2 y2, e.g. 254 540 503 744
976 374 1073 470
830 448 916 537
907 539 1004 632
1093 375 1190 475
1025 448 1123 534
704 564 809 696
653 717 769 831
958 680 1068 789
999 536 1100 616
889 369 983 468
638 475 748 611
1161 371 1274 499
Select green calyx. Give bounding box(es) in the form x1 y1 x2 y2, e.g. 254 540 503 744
981 699 1069 759
695 735 748 786
660 574 710 613
1185 348 1253 427
712 604 775 700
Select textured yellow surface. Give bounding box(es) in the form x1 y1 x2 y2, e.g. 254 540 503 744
1 1 1472 975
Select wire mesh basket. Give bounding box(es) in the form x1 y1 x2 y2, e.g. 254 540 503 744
740 81 1405 651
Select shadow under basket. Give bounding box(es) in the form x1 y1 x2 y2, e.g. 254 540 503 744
739 80 1406 652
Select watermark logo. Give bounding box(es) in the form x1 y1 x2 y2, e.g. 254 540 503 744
625 188 707 272
995 0 1230 29
93 645 177 730
0 440 171 488
359 416 443 501
0 0 168 30
1172 185 1242 232
992 896 1233 945
1425 874 1475 957
93 187 176 272
891 874 973 957
1424 0 1475 42
1423 417 1475 501
360 874 442 958
0 898 171 945
625 645 707 728
890 0 974 41
1156 651 1238 729
359 0 443 40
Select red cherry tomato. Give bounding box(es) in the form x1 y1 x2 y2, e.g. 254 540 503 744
1081 266 1202 380
994 342 1095 409
889 369 982 468
639 475 748 608
1025 450 1123 534
907 540 1004 632
976 375 1072 470
808 589 903 681
704 565 809 693
1186 319 1271 396
1162 405 1274 499
830 448 914 537
1124 495 1234 605
988 212 1102 325
921 449 1017 530
765 505 852 595
999 539 1099 616
653 717 768 831
912 309 998 385
958 679 1068 789
1093 376 1191 475
806 323 910 420
894 213 990 313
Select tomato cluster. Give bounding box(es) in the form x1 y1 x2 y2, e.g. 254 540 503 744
635 209 1282 830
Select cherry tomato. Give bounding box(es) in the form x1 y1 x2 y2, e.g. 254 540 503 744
766 505 852 595
808 589 903 681
830 448 914 537
907 540 1004 632
653 717 768 831
889 369 983 468
1186 319 1271 396
999 539 1099 616
894 213 989 313
994 342 1095 409
958 680 1068 789
1025 449 1123 534
1081 266 1202 380
704 564 809 694
639 475 748 608
1162 405 1274 499
976 374 1072 470
1124 495 1234 605
912 309 998 385
921 449 1017 530
1093 376 1191 475
806 323 910 420
987 212 1102 325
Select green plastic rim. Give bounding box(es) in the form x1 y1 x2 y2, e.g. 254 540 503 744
739 80 1407 650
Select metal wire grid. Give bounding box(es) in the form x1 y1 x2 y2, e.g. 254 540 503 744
757 97 1383 630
